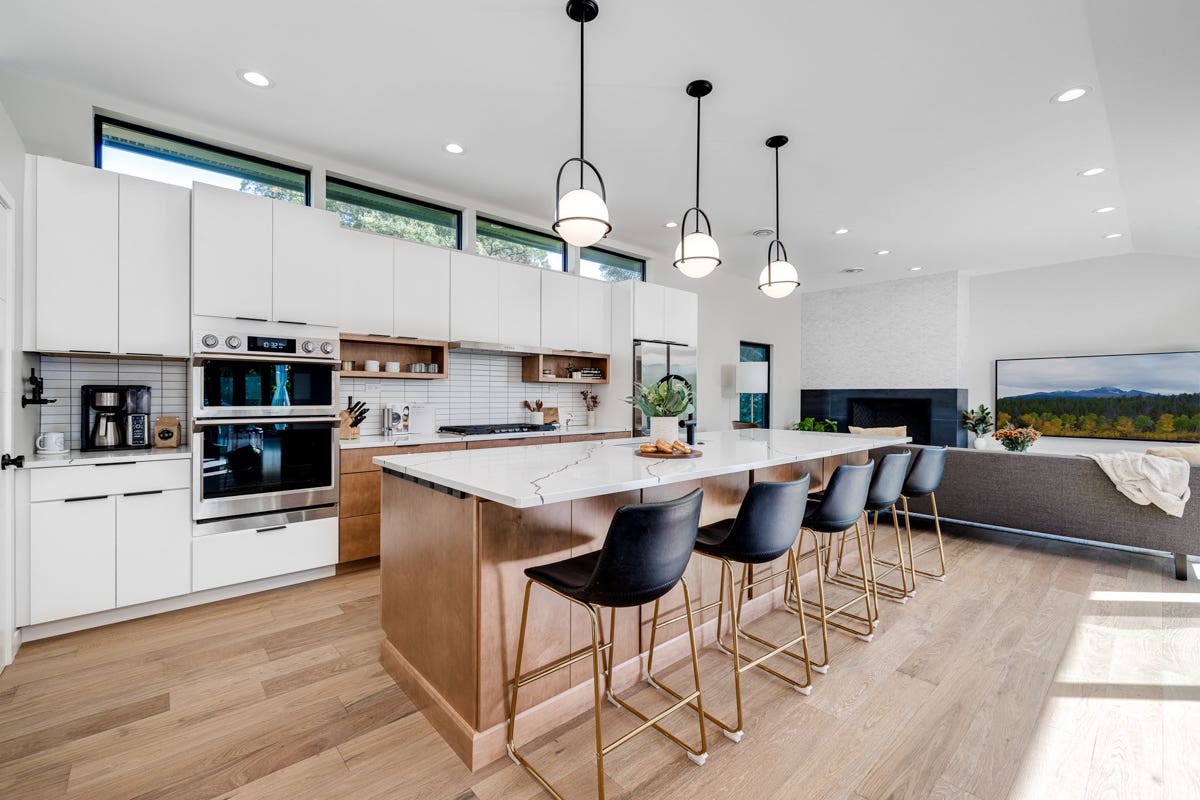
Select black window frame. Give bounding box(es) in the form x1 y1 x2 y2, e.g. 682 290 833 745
94 114 311 205
739 341 772 428
579 245 647 282
474 215 568 271
326 174 462 250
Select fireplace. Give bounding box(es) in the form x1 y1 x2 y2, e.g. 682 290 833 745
800 388 967 447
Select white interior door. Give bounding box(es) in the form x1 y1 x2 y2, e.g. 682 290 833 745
0 181 16 668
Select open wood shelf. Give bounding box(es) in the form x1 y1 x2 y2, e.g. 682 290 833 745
521 351 610 384
339 334 449 380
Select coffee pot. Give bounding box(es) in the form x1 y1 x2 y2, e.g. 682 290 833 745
91 412 122 449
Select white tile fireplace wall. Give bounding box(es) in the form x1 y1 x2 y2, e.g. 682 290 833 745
339 351 596 434
36 356 190 450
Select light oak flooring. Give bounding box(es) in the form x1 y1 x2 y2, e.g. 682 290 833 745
1 523 1197 800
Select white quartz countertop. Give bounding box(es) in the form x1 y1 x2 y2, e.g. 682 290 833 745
22 446 192 469
374 428 910 508
339 426 630 449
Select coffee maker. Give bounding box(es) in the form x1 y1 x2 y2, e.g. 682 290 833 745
81 385 152 452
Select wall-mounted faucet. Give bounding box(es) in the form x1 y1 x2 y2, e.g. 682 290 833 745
21 367 56 408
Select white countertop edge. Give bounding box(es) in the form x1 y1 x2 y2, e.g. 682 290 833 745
340 426 631 449
22 446 193 469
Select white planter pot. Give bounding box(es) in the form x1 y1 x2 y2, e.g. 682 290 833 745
529 411 544 425
649 416 680 443
973 436 988 450
586 410 597 427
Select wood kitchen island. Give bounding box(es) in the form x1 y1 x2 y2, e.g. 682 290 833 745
373 428 909 769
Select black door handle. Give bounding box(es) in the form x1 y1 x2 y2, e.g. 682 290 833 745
1 454 23 470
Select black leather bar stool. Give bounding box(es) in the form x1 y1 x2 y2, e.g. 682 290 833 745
790 462 875 672
645 475 813 743
506 489 708 800
899 446 949 588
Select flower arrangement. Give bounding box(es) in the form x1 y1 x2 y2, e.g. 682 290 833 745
580 391 599 411
993 425 1040 452
961 404 994 436
793 417 838 433
625 379 693 418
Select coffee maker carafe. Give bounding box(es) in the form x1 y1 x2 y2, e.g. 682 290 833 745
81 385 152 452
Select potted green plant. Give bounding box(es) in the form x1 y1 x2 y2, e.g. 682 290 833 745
961 404 994 449
792 417 838 433
626 379 693 442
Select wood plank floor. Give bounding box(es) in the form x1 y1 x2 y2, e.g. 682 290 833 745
1 523 1196 799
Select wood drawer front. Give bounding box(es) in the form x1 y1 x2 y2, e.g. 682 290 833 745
340 471 381 518
559 431 632 443
340 514 380 562
192 517 338 592
341 441 466 474
30 459 190 502
466 436 560 450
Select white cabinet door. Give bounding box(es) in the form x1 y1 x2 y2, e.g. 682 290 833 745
118 175 191 357
663 287 699 346
338 229 394 336
29 496 116 624
192 516 338 591
116 488 191 607
540 270 579 351
498 262 542 348
449 252 500 342
577 277 612 354
35 158 119 353
272 200 340 326
394 239 451 340
192 183 273 320
632 281 666 342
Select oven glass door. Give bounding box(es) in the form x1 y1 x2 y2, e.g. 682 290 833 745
200 421 334 502
199 359 335 415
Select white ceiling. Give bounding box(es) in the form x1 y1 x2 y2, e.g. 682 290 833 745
1 0 1196 291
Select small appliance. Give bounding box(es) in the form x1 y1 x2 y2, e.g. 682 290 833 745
80 385 152 452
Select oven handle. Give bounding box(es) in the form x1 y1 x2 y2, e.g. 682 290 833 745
192 354 339 366
193 416 341 429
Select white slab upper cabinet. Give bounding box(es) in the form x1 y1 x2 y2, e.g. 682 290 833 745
34 158 119 354
448 252 500 342
632 281 696 346
497 261 542 349
272 200 341 326
29 495 117 624
540 270 579 351
394 238 451 340
117 174 191 356
116 488 192 607
192 182 273 321
577 277 612 353
338 229 394 337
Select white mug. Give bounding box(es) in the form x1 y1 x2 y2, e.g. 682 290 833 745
384 361 401 373
35 431 67 453
364 360 381 372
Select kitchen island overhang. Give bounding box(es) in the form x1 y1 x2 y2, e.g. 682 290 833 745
374 428 910 769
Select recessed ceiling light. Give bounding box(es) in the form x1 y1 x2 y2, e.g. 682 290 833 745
833 228 850 235
910 266 923 271
1078 167 1106 177
842 267 864 274
876 249 890 256
1104 232 1124 239
1051 86 1090 103
751 227 776 239
664 220 679 228
1093 206 1118 214
237 69 272 88
444 143 464 154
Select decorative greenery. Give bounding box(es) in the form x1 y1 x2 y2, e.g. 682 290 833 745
580 391 599 411
961 404 994 436
993 425 1041 452
625 379 694 419
793 417 839 433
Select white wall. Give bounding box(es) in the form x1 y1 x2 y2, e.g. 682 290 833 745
968 253 1200 454
800 271 967 390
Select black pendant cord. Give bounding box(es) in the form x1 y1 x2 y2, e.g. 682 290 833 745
774 145 781 241
578 12 585 189
694 93 701 232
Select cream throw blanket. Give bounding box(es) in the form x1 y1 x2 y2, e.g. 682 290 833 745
1084 452 1192 517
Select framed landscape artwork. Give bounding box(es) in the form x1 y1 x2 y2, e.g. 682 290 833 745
995 351 1200 442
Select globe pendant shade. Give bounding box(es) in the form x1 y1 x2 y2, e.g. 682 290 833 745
673 231 720 278
554 188 610 247
758 260 799 298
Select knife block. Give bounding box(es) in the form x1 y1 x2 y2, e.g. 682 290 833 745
339 410 360 440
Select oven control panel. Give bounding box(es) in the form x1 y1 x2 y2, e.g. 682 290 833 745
195 330 339 361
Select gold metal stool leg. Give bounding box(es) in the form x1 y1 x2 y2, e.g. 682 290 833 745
865 506 912 602
900 492 947 585
792 521 875 643
785 528 831 672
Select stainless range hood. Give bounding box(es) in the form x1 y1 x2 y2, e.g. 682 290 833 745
448 340 552 356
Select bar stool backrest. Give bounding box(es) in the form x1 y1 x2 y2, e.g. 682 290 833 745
583 488 705 607
806 463 874 532
903 446 947 498
721 474 812 564
866 451 912 510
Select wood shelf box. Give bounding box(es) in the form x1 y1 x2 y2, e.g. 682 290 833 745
521 351 610 384
339 334 449 380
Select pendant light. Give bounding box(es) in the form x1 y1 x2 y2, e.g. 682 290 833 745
553 0 611 248
758 135 800 298
673 79 720 278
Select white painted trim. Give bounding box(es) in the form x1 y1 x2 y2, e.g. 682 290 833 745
19 565 336 642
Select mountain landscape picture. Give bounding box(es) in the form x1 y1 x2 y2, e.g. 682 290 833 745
996 352 1200 442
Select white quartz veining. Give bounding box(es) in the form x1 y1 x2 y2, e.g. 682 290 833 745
374 429 911 508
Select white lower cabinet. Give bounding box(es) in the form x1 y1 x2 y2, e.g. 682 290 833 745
116 489 192 606
192 516 339 592
29 496 117 625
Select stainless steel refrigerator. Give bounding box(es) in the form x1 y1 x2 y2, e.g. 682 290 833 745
632 340 698 437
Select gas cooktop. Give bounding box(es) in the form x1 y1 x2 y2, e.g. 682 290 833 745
439 423 558 436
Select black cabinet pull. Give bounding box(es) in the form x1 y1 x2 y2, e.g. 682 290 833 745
255 525 287 533
65 495 108 503
95 461 137 467
235 316 269 323
123 490 163 497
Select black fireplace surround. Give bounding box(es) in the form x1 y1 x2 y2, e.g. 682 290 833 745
800 388 967 447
